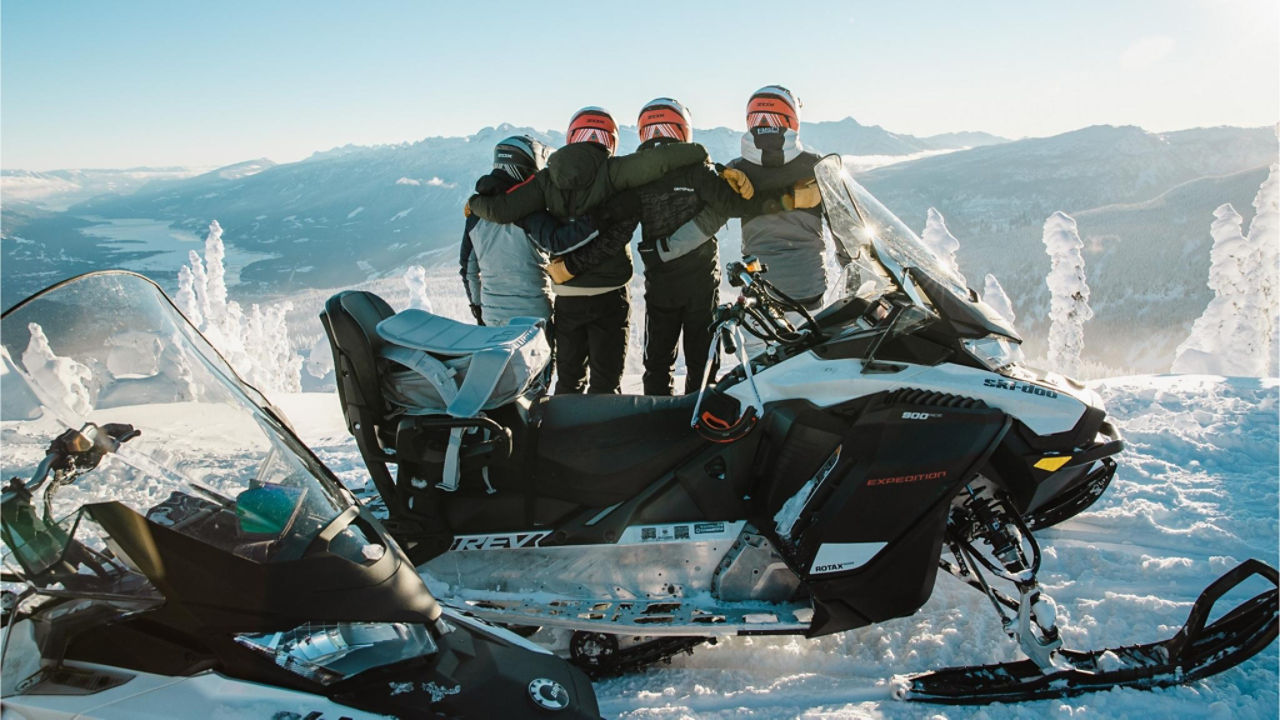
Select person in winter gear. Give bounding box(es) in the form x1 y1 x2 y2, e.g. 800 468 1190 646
465 106 709 223
554 98 820 395
459 135 557 328
460 135 613 330
728 85 849 312
466 107 703 395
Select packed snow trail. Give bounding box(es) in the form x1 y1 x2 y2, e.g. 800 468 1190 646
282 375 1279 720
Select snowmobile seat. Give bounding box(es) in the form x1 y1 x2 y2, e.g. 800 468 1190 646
532 393 708 506
320 292 527 539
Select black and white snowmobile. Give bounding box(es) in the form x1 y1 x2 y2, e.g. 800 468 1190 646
319 154 1278 704
0 274 602 719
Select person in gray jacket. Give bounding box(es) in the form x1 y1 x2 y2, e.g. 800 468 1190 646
459 135 562 328
728 85 848 312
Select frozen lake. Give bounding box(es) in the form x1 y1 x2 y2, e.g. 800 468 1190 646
79 216 277 287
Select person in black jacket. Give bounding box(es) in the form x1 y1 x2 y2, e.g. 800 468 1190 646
468 108 667 395
556 98 818 395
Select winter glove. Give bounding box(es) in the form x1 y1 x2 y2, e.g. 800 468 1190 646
469 303 485 325
548 258 574 284
720 167 754 199
783 179 821 210
463 198 474 217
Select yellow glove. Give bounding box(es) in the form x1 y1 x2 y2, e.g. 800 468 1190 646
721 167 754 199
783 179 821 210
463 199 472 217
548 258 574 284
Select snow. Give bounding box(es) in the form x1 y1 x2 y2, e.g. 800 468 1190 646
274 372 1278 720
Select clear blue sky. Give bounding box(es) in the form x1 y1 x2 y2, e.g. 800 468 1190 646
3 0 1276 170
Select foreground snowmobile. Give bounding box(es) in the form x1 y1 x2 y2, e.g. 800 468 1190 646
0 276 601 719
320 154 1278 703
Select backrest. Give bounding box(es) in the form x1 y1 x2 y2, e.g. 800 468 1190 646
320 291 396 450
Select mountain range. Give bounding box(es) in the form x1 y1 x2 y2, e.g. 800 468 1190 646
2 118 1275 373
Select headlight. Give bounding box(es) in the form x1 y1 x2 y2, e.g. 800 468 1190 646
963 336 1025 371
234 621 437 684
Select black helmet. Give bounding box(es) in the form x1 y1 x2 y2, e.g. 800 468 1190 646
493 135 552 181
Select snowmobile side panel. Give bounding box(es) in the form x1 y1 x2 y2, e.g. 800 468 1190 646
763 397 1008 637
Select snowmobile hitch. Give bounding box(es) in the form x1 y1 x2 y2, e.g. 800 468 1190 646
902 558 1279 704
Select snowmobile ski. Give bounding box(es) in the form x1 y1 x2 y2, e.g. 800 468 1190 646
902 558 1279 704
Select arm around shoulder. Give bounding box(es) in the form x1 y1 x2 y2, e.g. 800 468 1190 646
466 176 547 223
608 143 709 190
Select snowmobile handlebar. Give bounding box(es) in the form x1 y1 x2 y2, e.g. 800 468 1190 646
18 423 140 493
722 258 824 347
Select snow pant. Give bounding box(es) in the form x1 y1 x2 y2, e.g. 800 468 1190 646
553 286 630 395
641 245 720 396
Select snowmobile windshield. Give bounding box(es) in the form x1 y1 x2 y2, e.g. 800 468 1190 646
0 272 357 585
814 155 1019 342
814 155 969 306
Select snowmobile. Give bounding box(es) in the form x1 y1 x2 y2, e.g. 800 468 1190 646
319 154 1279 703
0 275 602 719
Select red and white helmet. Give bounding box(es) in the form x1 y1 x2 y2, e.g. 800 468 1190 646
566 106 619 155
638 98 692 143
746 85 801 131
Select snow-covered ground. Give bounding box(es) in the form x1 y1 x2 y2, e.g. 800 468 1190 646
280 374 1280 720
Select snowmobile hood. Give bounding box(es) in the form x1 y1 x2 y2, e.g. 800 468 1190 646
0 271 437 617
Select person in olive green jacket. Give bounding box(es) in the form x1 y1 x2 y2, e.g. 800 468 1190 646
465 107 715 395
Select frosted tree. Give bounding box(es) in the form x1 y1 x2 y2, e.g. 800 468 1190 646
1247 163 1278 374
204 220 229 322
177 220 302 396
22 322 95 416
982 273 1017 327
1042 212 1092 376
306 335 335 380
1173 203 1270 376
175 265 203 326
922 208 965 283
404 265 435 312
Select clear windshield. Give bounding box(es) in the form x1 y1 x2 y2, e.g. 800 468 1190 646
1 272 356 588
815 155 971 308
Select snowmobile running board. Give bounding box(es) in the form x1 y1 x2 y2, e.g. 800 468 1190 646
437 591 812 637
901 559 1279 704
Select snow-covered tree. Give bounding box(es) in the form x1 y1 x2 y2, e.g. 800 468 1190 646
1042 211 1092 376
22 322 95 417
1247 163 1278 374
175 265 203 327
1173 201 1272 376
306 335 335 380
178 220 302 396
204 220 229 322
404 265 434 312
922 207 965 283
982 273 1017 327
